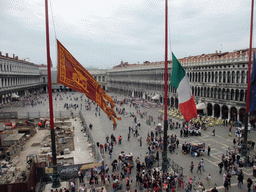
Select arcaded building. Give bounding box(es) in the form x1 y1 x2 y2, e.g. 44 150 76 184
0 48 252 123
107 49 252 123
0 52 48 103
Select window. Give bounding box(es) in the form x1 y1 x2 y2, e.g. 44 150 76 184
219 72 222 83
227 71 231 83
236 71 240 83
241 71 245 84
223 72 226 83
232 71 235 83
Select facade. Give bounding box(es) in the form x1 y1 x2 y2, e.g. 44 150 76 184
107 49 252 123
0 52 48 104
0 48 252 123
51 68 108 92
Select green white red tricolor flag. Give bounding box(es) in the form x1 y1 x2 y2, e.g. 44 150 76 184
171 52 198 122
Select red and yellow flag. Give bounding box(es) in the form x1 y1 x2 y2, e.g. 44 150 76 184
57 40 121 126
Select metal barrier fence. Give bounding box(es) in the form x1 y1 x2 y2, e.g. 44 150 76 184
15 111 80 119
168 158 183 175
79 111 104 163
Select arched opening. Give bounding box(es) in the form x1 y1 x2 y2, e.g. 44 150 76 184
207 103 213 116
240 90 245 102
235 89 239 101
222 88 225 100
223 71 226 83
214 104 220 118
232 71 235 83
231 89 234 100
239 108 246 123
211 88 213 98
227 71 231 83
160 96 163 103
175 98 179 109
218 88 221 99
171 97 174 107
230 107 238 122
222 105 228 119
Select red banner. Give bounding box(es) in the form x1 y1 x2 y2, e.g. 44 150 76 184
57 40 121 126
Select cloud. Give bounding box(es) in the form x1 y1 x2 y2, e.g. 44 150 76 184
0 0 254 68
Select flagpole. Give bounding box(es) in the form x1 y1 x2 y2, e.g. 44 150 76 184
242 0 254 158
45 0 61 188
162 0 169 172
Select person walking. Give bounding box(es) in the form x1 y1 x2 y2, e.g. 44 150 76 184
196 162 202 174
208 146 211 156
109 148 113 158
218 161 223 174
198 182 205 192
176 139 179 148
237 170 244 189
190 161 194 173
226 172 232 188
78 170 84 183
201 158 205 171
206 174 211 188
247 177 253 192
224 178 229 192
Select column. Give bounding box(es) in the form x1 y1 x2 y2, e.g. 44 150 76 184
219 105 223 119
227 106 230 120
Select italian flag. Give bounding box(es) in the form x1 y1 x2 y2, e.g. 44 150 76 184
171 52 197 122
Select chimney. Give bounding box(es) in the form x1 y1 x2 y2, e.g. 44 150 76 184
13 54 15 59
240 50 242 55
0 51 2 56
15 56 18 60
216 50 218 54
6 53 8 57
219 51 221 54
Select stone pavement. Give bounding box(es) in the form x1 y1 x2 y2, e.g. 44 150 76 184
4 92 256 192
63 118 94 164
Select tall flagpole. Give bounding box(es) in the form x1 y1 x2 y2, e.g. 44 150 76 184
45 0 61 188
162 0 169 172
242 0 254 158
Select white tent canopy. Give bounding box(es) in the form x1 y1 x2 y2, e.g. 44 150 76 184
152 94 160 100
11 93 20 98
196 102 206 110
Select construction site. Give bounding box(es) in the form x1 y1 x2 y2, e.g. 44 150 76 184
0 111 99 192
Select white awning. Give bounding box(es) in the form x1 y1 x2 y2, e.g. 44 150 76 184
11 93 20 98
196 102 206 110
152 95 160 100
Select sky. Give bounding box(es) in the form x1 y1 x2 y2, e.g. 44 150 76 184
0 0 254 69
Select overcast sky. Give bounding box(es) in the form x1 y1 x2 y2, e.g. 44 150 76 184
0 0 254 69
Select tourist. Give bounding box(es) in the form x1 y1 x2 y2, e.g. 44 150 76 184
190 161 194 173
198 181 205 192
78 170 84 183
206 174 211 188
218 161 223 174
237 169 244 188
248 177 253 192
211 187 218 192
208 146 211 156
196 162 202 174
201 158 205 171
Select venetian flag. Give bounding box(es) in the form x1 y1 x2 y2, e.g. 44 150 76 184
171 52 197 122
57 40 121 126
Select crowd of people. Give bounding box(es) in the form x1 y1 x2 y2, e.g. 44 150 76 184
3 91 256 192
